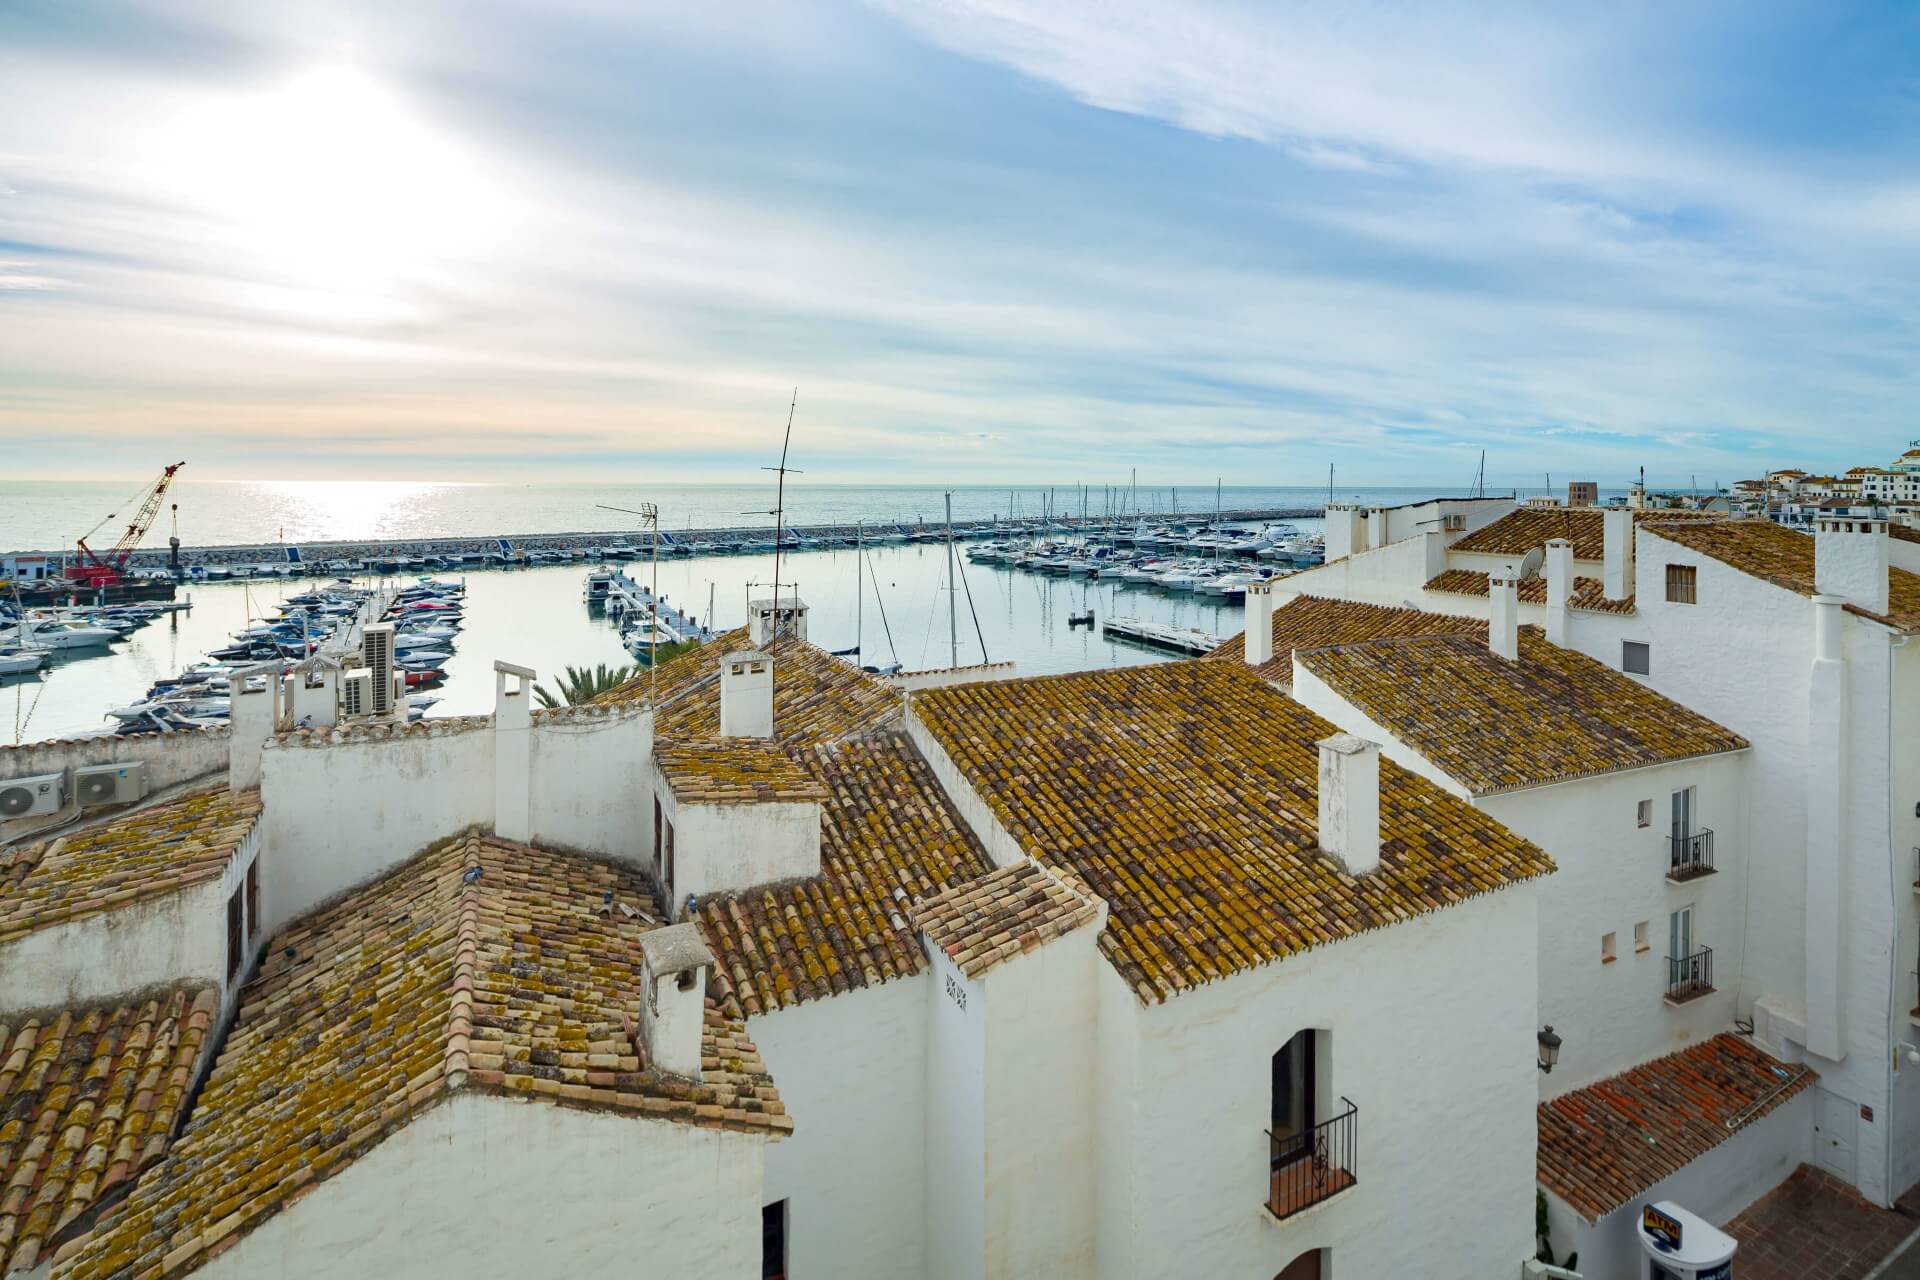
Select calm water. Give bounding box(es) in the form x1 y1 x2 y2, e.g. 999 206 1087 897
0 479 1495 552
3 541 1263 744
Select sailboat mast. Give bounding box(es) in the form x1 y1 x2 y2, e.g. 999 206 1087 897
854 520 864 666
945 491 959 668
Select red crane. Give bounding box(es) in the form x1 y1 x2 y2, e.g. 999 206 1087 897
71 461 187 587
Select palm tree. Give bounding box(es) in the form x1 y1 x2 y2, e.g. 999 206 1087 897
533 662 639 709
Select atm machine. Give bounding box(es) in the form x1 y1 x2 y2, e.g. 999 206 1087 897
1638 1201 1737 1280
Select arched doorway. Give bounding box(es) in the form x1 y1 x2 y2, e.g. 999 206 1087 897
1276 1246 1325 1280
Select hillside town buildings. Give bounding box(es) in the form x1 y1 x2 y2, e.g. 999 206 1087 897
2 490 1917 1278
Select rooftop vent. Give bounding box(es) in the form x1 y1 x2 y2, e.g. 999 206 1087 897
1317 734 1381 876
636 924 713 1081
1814 516 1889 616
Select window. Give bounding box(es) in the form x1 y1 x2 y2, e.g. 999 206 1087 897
1634 921 1650 953
1272 1030 1316 1149
246 859 260 943
762 1201 787 1280
1637 799 1653 828
652 795 663 877
664 818 676 908
1623 641 1651 675
1665 563 1697 603
226 885 244 980
1671 788 1695 843
1602 932 1617 964
1669 907 1693 961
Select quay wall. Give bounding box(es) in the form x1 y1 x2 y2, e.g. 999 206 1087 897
5 506 1324 569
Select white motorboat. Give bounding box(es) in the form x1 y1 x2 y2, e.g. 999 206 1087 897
0 648 50 675
0 618 122 649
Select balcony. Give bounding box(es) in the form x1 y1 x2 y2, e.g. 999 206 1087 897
1667 830 1716 883
1266 1099 1357 1221
1665 946 1714 1004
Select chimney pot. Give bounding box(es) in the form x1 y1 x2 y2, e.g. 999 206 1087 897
1488 574 1520 661
1543 539 1573 647
1602 509 1635 600
1243 580 1277 667
1813 517 1889 616
718 650 775 738
1317 734 1381 876
637 924 712 1081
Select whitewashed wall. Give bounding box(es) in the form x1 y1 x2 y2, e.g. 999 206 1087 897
981 925 1100 1277
259 720 493 934
1274 534 1440 608
1890 640 1920 1199
653 788 818 920
1483 756 1748 1097
1547 1091 1811 1280
527 705 651 860
1108 886 1541 1279
754 976 929 1280
195 1094 767 1278
888 664 1017 691
4 818 261 1011
926 945 987 1280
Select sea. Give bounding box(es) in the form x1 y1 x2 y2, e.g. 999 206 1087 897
1 479 1520 744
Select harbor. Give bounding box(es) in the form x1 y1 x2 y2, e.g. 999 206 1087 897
2 536 1264 743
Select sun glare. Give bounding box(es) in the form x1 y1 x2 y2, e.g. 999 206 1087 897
157 66 505 301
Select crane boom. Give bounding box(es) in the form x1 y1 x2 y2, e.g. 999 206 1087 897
73 461 186 586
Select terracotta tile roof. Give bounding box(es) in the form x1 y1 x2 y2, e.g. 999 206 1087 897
655 739 827 805
56 833 786 1280
912 661 1553 1003
1298 629 1747 794
1539 1034 1816 1221
0 988 215 1277
915 863 1100 979
1423 569 1636 615
0 788 261 945
696 731 994 1018
1204 595 1485 684
600 629 897 744
1450 507 1721 560
1889 523 1920 546
1644 518 1920 631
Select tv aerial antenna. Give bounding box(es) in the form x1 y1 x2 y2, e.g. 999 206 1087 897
740 389 802 651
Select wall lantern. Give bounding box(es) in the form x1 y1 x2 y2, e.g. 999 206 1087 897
1537 1025 1562 1074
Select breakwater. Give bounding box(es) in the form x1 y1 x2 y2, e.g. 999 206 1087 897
8 507 1324 572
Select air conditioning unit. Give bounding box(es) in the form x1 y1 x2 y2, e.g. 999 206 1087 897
0 771 66 818
341 669 373 718
364 623 396 715
1441 514 1466 531
74 762 147 808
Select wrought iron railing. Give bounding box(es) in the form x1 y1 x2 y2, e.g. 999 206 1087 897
1666 946 1714 1002
1266 1098 1357 1221
1668 830 1715 881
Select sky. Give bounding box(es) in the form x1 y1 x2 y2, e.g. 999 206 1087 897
1 1 1917 488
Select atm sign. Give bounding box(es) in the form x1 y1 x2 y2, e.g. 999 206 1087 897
1642 1204 1683 1251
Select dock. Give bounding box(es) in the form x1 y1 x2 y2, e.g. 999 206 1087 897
1100 617 1224 656
3 505 1327 574
600 571 718 646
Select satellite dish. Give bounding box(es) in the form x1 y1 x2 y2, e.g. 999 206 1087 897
1517 546 1546 580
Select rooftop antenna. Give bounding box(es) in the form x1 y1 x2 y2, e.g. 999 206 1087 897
740 389 803 657
945 492 959 668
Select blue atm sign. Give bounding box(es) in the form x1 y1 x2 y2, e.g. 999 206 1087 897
1643 1204 1683 1251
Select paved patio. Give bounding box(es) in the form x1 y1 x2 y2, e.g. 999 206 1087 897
1722 1165 1920 1280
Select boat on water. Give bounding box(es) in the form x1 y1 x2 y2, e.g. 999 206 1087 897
0 618 123 649
0 648 50 675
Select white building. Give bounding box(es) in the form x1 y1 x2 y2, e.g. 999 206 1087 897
1265 495 1920 1275
2 595 1559 1280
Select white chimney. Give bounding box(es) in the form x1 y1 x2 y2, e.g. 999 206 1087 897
492 660 535 843
1323 504 1368 563
1244 580 1277 667
1488 574 1520 661
1814 517 1889 616
636 924 712 1081
1317 735 1381 876
719 650 775 738
226 663 282 792
748 596 809 648
1543 538 1573 647
1602 508 1635 601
